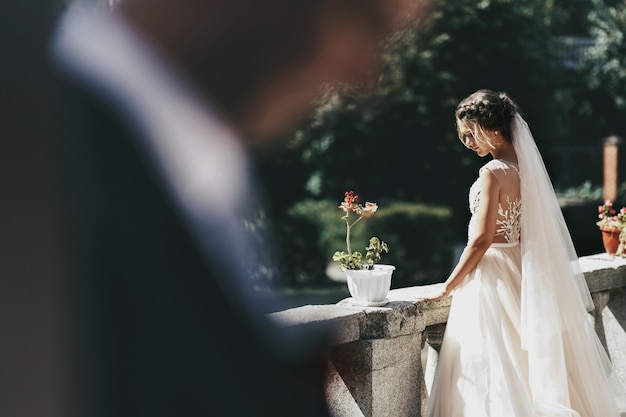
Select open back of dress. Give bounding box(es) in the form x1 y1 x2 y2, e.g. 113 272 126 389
468 158 521 245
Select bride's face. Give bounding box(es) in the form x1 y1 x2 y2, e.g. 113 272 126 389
459 122 499 157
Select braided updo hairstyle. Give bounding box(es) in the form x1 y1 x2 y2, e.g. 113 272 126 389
455 89 520 146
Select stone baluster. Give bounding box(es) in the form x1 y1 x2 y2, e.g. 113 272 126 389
591 290 611 355
420 323 446 416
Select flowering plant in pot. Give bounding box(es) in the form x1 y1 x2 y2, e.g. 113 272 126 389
596 200 626 256
332 191 394 306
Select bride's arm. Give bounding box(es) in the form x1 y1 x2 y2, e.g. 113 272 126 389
421 169 500 301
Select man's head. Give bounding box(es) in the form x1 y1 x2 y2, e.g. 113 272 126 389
118 0 429 141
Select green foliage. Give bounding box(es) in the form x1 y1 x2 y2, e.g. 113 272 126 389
544 0 625 149
586 0 626 110
364 237 388 266
333 237 388 270
555 180 602 207
284 200 454 286
332 250 364 271
550 180 626 209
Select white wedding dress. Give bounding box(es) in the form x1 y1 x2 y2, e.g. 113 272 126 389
425 154 620 416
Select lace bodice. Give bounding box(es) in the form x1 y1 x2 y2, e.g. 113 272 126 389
468 159 521 243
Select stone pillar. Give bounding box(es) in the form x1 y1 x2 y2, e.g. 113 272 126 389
591 290 611 355
603 136 621 202
424 324 446 393
327 333 423 417
421 323 446 416
604 287 626 411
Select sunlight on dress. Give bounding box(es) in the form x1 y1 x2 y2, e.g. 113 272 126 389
425 158 620 417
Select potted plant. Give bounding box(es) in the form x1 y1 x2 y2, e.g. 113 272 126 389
596 199 626 256
332 191 394 306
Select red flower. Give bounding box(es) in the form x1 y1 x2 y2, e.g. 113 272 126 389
339 191 361 213
344 191 359 205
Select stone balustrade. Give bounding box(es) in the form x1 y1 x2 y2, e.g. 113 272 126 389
269 253 626 417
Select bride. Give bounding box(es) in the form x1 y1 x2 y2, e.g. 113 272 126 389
421 89 620 417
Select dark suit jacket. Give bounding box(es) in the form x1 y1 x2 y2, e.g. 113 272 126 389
53 65 330 417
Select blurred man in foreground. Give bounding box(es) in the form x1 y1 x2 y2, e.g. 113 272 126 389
51 0 427 415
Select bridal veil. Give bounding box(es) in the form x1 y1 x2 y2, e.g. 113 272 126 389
512 114 619 416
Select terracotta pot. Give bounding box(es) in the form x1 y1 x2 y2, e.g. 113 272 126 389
600 227 621 255
344 264 395 307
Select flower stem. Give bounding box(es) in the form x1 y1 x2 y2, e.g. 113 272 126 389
351 216 364 228
346 219 352 256
346 215 365 257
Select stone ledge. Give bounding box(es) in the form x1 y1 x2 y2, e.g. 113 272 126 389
269 256 626 345
269 285 454 345
269 304 364 345
347 301 422 340
387 285 452 327
580 253 626 292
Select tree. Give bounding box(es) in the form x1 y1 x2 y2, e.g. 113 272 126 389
586 0 626 114
259 0 566 230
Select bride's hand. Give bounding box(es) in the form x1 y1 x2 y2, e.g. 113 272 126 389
418 283 451 301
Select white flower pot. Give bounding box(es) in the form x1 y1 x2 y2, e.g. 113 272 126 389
344 264 395 307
